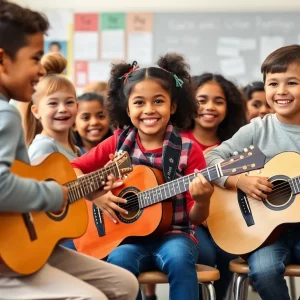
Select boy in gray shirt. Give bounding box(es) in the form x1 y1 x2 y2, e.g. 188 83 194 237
206 44 300 300
0 1 138 299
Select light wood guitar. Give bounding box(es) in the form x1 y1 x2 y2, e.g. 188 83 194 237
0 151 132 275
207 151 300 256
74 146 265 259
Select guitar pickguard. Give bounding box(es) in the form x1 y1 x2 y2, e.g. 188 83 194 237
237 189 255 227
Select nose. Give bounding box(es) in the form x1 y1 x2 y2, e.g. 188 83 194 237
38 62 46 77
144 103 155 114
58 103 67 112
276 84 288 95
204 100 215 110
90 116 100 125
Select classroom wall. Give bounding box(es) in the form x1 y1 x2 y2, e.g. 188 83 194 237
18 0 300 12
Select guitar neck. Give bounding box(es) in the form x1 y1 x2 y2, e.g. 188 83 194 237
138 164 222 208
64 162 120 203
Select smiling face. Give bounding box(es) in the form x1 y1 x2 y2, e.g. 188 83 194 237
265 63 300 125
194 81 227 130
246 91 274 121
75 100 110 149
31 88 77 136
0 33 45 102
127 79 176 144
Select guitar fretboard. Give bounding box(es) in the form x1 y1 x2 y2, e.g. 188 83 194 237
138 164 222 208
64 163 120 203
289 176 300 194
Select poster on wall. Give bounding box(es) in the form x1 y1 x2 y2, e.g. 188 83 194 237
44 11 73 75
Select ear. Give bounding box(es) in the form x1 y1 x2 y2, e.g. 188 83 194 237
0 49 5 73
31 104 40 120
126 106 130 117
170 103 177 115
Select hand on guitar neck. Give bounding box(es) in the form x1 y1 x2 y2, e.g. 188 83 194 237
225 174 273 201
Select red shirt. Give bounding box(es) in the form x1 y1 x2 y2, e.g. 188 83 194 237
181 130 219 151
71 131 206 214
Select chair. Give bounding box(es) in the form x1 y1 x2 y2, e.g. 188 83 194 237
138 264 220 300
230 258 299 300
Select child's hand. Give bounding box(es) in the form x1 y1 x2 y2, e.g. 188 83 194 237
236 175 273 201
93 191 128 223
189 171 214 204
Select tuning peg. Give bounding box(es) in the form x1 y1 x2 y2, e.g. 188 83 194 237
243 148 248 152
249 145 254 149
233 151 238 155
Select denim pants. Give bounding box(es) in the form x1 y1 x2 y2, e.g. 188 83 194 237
196 226 237 300
107 233 199 300
248 227 300 300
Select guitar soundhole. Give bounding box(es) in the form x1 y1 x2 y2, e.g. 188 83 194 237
263 175 295 211
117 187 142 223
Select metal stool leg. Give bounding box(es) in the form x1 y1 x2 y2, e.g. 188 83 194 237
233 274 248 300
289 277 296 300
201 282 216 300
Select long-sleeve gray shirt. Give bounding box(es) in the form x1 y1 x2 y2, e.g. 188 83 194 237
205 114 300 187
0 94 63 212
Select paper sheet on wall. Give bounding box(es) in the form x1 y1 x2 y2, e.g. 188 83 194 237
88 61 112 82
45 11 72 41
74 32 99 60
101 30 125 59
217 37 256 57
220 57 246 77
75 61 88 87
260 36 284 64
127 33 153 65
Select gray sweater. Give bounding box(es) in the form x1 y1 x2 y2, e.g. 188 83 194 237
0 94 63 212
29 134 79 162
206 114 300 187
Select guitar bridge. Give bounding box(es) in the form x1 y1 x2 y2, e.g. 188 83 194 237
93 204 105 237
237 189 255 227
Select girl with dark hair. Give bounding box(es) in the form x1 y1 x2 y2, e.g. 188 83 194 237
181 73 247 300
74 92 112 154
71 53 213 300
242 81 274 121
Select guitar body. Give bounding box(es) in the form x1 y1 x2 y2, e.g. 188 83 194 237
74 165 173 259
207 152 300 255
0 153 88 274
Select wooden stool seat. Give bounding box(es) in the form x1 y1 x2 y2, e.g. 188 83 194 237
138 264 220 284
230 257 300 276
230 258 300 300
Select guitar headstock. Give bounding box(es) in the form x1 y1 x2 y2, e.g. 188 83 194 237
114 151 133 178
220 146 266 176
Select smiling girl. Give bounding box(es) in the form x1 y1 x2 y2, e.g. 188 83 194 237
26 52 80 161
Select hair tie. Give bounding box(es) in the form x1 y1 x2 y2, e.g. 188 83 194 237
160 67 184 88
118 61 139 84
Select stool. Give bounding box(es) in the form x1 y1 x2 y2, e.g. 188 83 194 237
230 258 300 300
138 264 220 300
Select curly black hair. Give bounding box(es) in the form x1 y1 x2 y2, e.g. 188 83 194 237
107 53 197 129
190 73 247 142
242 81 265 101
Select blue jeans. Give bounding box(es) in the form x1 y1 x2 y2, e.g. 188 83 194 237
248 227 300 300
196 226 237 300
108 233 199 300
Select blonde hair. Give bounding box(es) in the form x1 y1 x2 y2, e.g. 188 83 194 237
84 81 108 96
25 53 77 152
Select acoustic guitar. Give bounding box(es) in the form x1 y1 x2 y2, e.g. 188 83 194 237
207 151 300 256
0 151 132 275
74 146 265 259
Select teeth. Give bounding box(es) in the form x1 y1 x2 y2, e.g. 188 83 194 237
142 119 157 124
276 100 292 104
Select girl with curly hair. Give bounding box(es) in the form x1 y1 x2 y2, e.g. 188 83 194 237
71 53 213 300
180 73 247 300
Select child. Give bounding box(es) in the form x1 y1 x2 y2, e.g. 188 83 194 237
205 44 300 300
242 81 274 121
26 52 80 161
74 92 112 154
0 1 139 299
84 81 108 97
180 73 246 300
71 54 213 300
